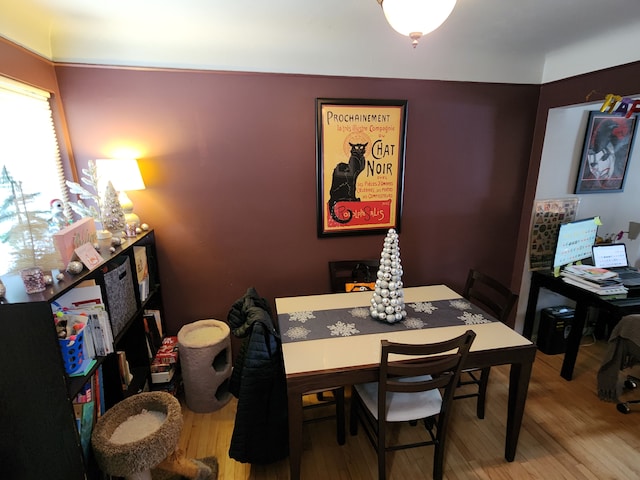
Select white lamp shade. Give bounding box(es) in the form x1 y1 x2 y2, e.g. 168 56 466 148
381 0 456 37
95 158 146 193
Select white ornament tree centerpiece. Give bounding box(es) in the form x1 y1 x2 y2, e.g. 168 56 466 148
370 228 407 323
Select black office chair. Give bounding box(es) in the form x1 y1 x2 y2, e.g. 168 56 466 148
453 269 518 419
350 330 476 480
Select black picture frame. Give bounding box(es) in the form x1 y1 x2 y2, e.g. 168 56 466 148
574 111 638 194
316 98 407 237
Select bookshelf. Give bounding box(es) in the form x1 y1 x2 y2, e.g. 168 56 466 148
0 230 165 480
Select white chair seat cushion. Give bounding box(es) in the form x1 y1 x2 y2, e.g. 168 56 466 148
354 375 442 422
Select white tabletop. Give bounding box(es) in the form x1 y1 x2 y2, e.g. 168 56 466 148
275 285 533 375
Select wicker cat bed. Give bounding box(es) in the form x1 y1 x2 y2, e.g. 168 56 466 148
92 391 183 479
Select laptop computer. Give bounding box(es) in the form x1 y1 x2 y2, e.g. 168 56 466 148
591 243 640 287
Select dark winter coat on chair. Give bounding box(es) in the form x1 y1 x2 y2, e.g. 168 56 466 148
227 287 289 464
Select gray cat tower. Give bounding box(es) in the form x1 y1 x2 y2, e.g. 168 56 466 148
178 319 233 413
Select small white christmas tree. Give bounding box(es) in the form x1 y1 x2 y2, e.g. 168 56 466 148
370 228 406 323
101 181 126 235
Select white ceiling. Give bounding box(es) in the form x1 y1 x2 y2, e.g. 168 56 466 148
2 0 640 84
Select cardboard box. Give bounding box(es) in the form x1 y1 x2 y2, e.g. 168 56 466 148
53 217 97 266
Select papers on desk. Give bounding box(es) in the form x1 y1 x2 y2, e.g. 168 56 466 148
561 265 628 296
563 265 619 280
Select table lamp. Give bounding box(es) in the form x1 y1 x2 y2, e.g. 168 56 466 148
95 158 146 227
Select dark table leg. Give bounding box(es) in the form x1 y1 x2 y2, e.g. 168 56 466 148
287 387 303 480
505 356 534 461
561 301 588 380
523 273 541 340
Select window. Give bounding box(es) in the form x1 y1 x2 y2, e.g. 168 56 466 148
0 76 70 275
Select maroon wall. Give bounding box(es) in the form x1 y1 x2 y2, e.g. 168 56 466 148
0 38 57 90
51 65 538 334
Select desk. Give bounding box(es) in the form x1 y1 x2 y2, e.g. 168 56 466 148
523 270 640 380
276 285 536 480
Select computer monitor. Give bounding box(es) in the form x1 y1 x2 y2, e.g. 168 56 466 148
552 217 599 269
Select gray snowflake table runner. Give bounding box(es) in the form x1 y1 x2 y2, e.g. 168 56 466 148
278 298 495 343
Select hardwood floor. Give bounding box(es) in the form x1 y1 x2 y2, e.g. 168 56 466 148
177 338 640 479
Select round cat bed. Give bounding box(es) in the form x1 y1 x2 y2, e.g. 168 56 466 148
178 319 232 413
91 391 183 480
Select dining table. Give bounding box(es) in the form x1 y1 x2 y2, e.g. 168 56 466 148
275 284 536 480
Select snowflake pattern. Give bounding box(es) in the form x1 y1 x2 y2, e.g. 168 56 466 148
409 302 438 314
289 311 315 323
349 307 370 318
459 311 491 325
328 321 360 337
450 299 472 310
278 298 496 344
285 326 312 340
402 317 426 329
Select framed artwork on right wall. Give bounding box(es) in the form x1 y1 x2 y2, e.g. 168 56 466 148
574 111 638 194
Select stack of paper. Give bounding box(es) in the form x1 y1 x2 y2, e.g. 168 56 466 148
561 265 627 295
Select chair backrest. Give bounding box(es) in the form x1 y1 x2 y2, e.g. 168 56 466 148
328 259 380 293
378 330 476 421
463 269 518 323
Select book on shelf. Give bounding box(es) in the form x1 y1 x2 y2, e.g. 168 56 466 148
154 336 179 364
96 365 105 417
134 246 150 301
142 312 163 359
72 369 103 462
150 370 180 396
117 351 134 390
87 310 115 357
76 401 94 461
144 309 164 338
151 364 176 384
139 277 150 302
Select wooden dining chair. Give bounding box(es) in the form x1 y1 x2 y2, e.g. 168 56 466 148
350 330 476 480
453 269 518 419
299 259 380 446
328 259 380 293
302 386 345 445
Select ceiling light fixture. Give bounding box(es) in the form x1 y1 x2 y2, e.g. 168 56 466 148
377 0 457 48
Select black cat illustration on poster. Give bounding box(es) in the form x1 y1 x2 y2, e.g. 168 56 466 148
328 142 367 224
